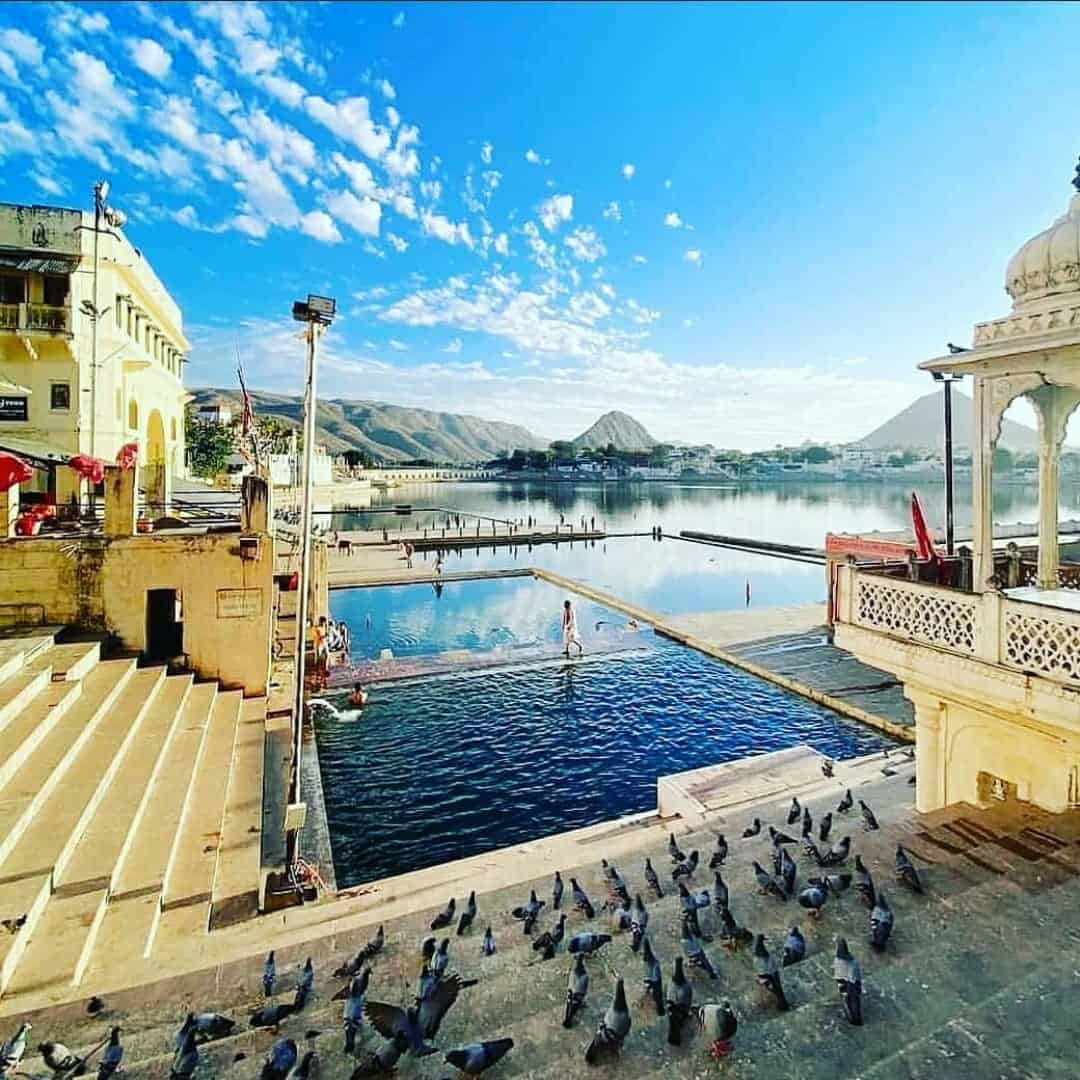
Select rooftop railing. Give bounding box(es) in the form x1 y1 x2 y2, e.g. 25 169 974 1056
0 302 71 335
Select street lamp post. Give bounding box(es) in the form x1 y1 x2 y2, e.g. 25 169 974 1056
933 371 964 555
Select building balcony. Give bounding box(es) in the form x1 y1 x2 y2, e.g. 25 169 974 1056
0 302 72 336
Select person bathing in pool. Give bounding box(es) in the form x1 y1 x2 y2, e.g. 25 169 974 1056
349 682 368 708
562 599 584 658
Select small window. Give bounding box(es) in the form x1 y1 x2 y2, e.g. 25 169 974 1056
0 275 25 304
42 275 68 307
115 298 123 329
50 383 71 411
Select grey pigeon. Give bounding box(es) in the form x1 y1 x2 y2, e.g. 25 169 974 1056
752 935 789 1010
296 957 314 1008
870 890 894 952
170 1029 198 1080
753 861 788 902
563 953 589 1028
782 925 806 966
819 872 853 897
716 905 752 951
859 800 880 831
607 866 630 906
552 871 564 910
343 970 370 1053
261 1037 298 1080
249 994 299 1030
0 1025 30 1077
293 1048 320 1080
895 845 924 893
334 926 384 979
742 817 761 838
263 950 276 996
97 1028 123 1080
644 857 664 898
822 758 835 778
837 788 853 813
709 835 728 868
445 1038 514 1075
584 977 631 1065
797 881 828 917
511 889 545 934
348 1033 407 1078
570 878 595 919
612 896 633 934
668 834 686 863
568 932 611 955
820 835 851 867
695 1001 737 1052
364 977 469 1056
787 797 801 825
681 915 718 979
641 937 665 1015
671 850 699 881
713 872 729 912
802 836 824 863
629 894 649 952
854 854 876 909
532 913 566 958
38 1042 79 1075
430 897 456 931
431 938 451 979
818 812 833 843
801 806 813 837
834 938 863 1025
456 891 477 936
768 825 796 846
665 957 692 1045
779 847 797 896
482 926 496 956
179 1012 236 1044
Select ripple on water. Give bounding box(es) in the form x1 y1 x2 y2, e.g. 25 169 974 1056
315 638 896 888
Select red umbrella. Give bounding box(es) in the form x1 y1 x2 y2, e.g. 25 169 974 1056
115 442 139 471
911 491 939 562
0 452 32 493
69 454 106 485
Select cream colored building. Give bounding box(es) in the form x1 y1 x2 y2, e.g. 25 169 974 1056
832 164 1080 817
0 201 188 506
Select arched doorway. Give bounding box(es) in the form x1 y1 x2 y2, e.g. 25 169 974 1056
144 408 169 511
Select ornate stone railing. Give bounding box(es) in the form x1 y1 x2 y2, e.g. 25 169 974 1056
1020 560 1080 591
852 574 980 655
1001 600 1080 685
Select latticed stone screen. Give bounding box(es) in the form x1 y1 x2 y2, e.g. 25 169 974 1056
855 578 979 655
1003 608 1080 687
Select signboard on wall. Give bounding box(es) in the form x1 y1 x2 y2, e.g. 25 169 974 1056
217 587 263 619
0 397 28 422
0 205 82 257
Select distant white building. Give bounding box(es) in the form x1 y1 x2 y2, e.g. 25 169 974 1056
269 451 332 487
196 403 232 425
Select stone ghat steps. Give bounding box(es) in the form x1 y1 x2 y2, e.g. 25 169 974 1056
26 777 1080 1080
0 637 267 1008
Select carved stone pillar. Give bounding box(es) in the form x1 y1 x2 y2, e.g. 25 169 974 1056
970 377 995 593
907 689 946 813
1029 385 1080 590
0 483 18 538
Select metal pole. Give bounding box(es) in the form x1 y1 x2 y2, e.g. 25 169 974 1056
88 187 101 513
944 379 955 555
292 321 320 809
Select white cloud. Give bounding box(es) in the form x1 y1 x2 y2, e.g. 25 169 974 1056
444 338 463 354
522 221 556 271
568 291 611 325
599 282 616 300
388 339 408 351
172 204 201 229
304 94 392 161
420 209 474 248
663 211 684 228
684 248 703 264
386 105 400 129
391 191 418 219
420 178 441 202
386 231 408 253
524 148 541 164
621 162 635 179
538 193 573 232
53 4 109 36
480 141 493 165
300 210 343 244
0 117 35 157
383 123 420 178
626 298 661 324
493 232 509 256
260 73 307 108
632 254 647 265
377 78 396 100
0 28 44 68
230 213 269 239
193 74 241 114
126 36 173 80
392 10 406 27
602 201 621 223
564 225 606 263
325 189 382 236
683 317 696 328
232 109 317 184
150 11 217 70
29 169 63 196
331 151 378 197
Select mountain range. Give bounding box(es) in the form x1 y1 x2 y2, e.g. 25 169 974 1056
571 410 657 451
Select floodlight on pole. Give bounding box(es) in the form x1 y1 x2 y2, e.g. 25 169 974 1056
932 368 965 556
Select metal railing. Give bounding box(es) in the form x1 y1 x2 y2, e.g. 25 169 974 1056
0 302 71 334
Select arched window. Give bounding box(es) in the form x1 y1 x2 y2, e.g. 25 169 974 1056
128 399 138 430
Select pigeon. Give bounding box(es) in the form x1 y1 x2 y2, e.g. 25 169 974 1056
787 797 801 826
563 954 589 1028
366 975 470 1055
695 1002 738 1058
420 936 437 971
797 881 828 918
782 925 806 966
606 864 630 905
249 995 299 1030
334 927 384 978
753 861 788 902
837 789 854 813
612 896 633 934
870 890 894 952
457 891 477 936
854 855 876 908
779 847 797 896
802 836 824 863
263 950 277 996
801 807 813 838
908 774 917 786
570 878 595 919
568 932 611 956
349 1034 408 1078
834 938 863 1025
822 758 835 778
859 800 880 831
713 872 729 912
629 894 649 952
552 871 564 911
445 1038 515 1075
482 926 496 956
532 914 566 958
261 1037 298 1080
641 937 665 1015
668 834 686 863
178 1012 236 1044
431 938 451 980
86 998 104 1016
644 857 664 898
584 977 631 1065
752 935 789 1010
511 889 545 934
430 897 457 931
0 1024 30 1076
170 1030 199 1080
709 835 728 868
716 905 752 951
97 1028 123 1080
681 915 719 979
38 1041 80 1074
293 1048 320 1080
296 958 314 1008
665 957 693 1045
820 836 851 867
742 817 761 838
771 837 783 877
818 812 833 843
817 873 853 898
343 971 369 1054
895 845 924 893
769 825 796 846
671 850 699 881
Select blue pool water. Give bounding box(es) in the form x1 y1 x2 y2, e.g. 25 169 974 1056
318 579 894 886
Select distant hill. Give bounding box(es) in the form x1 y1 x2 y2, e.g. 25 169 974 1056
572 410 656 451
189 389 545 463
857 388 1044 453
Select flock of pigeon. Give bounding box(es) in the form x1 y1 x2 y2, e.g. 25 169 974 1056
0 781 924 1079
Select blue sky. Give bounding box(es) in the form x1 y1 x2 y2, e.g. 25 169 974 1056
0 1 1077 446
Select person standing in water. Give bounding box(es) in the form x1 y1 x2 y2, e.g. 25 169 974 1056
562 599 584 658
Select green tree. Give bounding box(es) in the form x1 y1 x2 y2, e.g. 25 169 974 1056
549 440 575 460
185 407 235 478
804 445 835 464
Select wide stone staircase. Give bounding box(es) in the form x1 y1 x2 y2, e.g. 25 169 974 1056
0 630 269 1008
6 754 1078 1079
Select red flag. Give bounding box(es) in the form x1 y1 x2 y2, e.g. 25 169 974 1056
0 452 32 492
911 491 939 562
69 454 106 485
115 442 139 471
